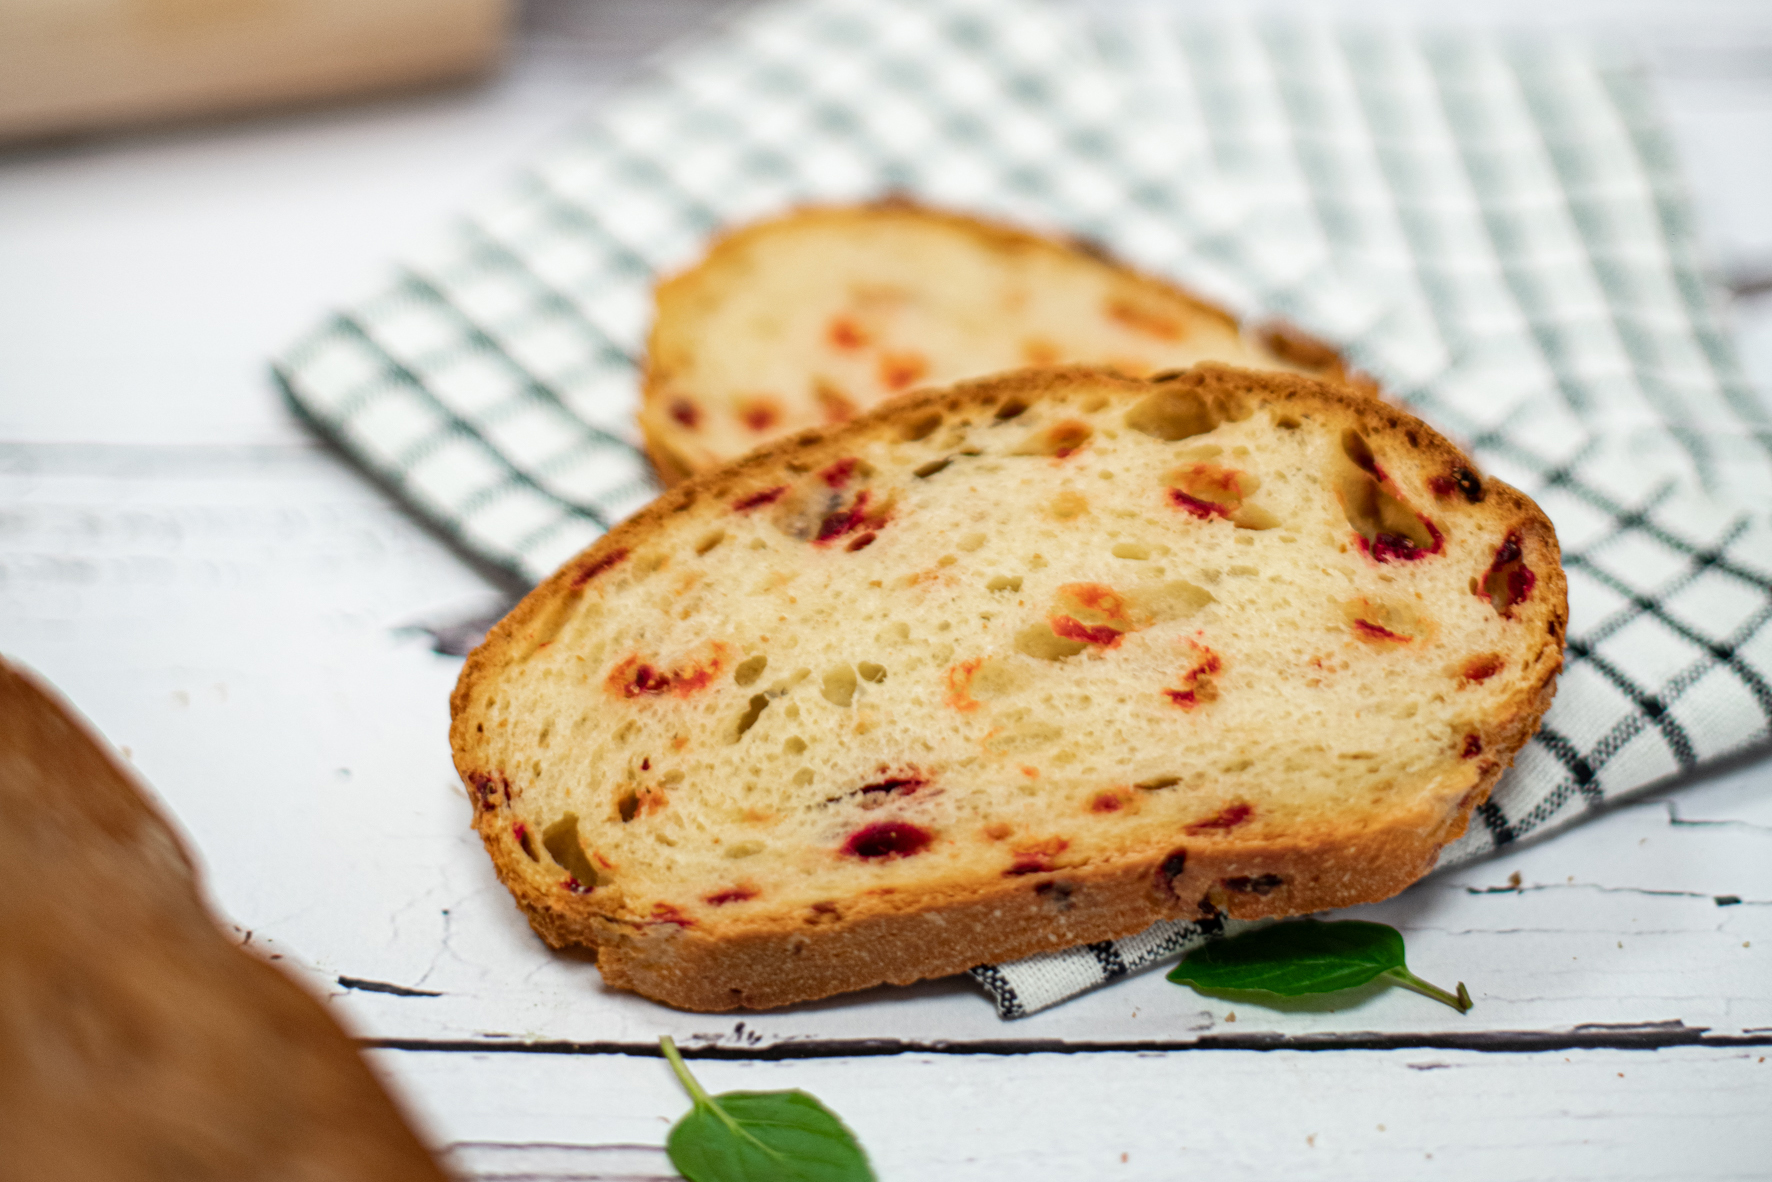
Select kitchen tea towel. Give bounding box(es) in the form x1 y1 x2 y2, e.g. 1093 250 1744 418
275 0 1772 1018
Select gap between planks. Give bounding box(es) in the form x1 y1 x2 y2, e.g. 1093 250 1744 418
360 1024 1772 1060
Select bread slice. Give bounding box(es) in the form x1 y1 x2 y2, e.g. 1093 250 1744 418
453 365 1565 1012
640 202 1361 483
0 658 447 1182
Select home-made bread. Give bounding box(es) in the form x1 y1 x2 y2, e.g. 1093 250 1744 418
453 365 1565 1012
640 202 1359 483
0 658 448 1182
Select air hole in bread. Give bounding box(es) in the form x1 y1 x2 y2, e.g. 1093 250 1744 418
1334 430 1441 561
725 840 764 859
543 814 600 889
514 822 539 860
1113 542 1151 560
1136 776 1181 791
1124 385 1244 441
1015 419 1094 458
988 719 1065 754
733 694 771 740
617 791 640 822
995 398 1029 421
1133 580 1215 622
792 768 814 787
1223 873 1284 895
878 621 912 644
958 532 987 552
987 575 1023 593
914 457 952 478
694 530 726 556
1012 621 1082 661
967 657 1028 700
858 662 887 683
734 655 768 686
1048 490 1088 520
822 665 858 706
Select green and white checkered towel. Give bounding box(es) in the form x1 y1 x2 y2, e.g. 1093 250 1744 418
276 0 1772 1017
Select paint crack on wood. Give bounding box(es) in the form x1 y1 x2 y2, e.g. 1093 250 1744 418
337 975 444 998
1666 802 1772 835
1459 880 1767 906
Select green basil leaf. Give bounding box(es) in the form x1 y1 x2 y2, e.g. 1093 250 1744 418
1167 919 1471 1012
661 1037 876 1182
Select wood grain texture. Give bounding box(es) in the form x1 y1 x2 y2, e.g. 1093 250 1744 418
0 0 511 143
0 659 448 1182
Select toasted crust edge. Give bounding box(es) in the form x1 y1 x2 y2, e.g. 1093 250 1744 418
453 363 1566 1012
637 199 1368 486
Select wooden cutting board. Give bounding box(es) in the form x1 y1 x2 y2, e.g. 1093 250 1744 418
0 0 510 143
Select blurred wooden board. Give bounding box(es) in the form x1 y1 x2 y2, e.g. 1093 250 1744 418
0 0 510 143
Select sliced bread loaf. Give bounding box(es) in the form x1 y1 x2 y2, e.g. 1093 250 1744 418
452 365 1565 1012
640 202 1359 483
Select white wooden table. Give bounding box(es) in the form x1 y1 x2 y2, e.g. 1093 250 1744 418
3 2 1770 1178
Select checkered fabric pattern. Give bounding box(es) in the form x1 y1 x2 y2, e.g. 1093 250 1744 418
276 0 1772 1018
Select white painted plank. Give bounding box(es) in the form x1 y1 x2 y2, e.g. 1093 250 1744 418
373 1044 1772 1181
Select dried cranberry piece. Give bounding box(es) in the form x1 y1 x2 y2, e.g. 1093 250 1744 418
572 548 629 588
1186 803 1253 833
842 821 933 860
732 485 788 512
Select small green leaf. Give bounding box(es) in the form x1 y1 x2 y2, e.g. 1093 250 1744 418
660 1036 876 1182
1167 919 1471 1013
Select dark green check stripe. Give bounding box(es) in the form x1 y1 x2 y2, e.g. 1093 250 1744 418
393 269 642 465
322 313 618 531
452 221 640 374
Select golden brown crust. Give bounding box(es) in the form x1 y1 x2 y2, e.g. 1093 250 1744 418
0 659 448 1182
638 201 1365 486
453 364 1567 1012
